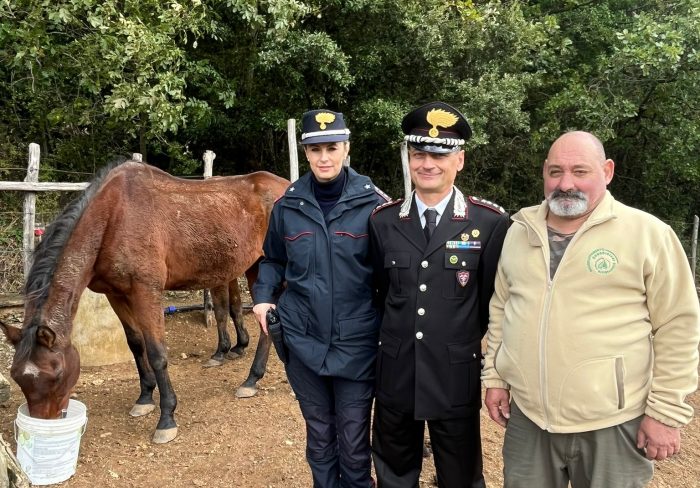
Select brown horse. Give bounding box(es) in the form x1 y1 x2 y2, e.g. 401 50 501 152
0 160 289 443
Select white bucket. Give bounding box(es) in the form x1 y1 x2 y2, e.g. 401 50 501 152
14 399 88 485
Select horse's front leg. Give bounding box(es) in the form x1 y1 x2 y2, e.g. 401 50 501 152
227 278 249 358
203 285 231 368
130 291 178 443
107 295 157 417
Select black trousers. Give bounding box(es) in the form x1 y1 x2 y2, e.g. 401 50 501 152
372 401 486 488
285 351 374 488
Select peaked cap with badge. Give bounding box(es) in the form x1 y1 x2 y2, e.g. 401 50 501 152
402 101 471 153
300 109 350 145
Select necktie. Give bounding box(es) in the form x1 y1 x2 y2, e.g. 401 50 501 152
424 208 438 241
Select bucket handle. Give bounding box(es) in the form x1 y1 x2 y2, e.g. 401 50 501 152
13 419 18 442
79 418 88 436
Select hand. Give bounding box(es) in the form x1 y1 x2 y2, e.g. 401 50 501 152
252 303 276 335
636 415 681 460
485 388 511 428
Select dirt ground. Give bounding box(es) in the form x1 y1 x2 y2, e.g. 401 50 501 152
1 299 699 488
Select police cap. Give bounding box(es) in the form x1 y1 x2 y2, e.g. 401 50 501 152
402 101 471 153
300 109 350 145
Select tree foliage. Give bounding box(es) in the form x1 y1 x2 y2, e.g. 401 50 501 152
0 0 698 232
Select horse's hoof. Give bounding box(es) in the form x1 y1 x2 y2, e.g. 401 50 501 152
203 358 224 368
129 403 156 417
152 427 177 444
235 386 258 398
225 350 242 360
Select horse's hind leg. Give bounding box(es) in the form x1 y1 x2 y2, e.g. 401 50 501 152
107 295 157 417
236 262 272 399
203 285 231 368
227 278 249 358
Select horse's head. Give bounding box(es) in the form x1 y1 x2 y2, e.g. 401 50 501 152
1 319 80 419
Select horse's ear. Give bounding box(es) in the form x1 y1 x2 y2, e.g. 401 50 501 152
0 319 21 346
36 326 56 349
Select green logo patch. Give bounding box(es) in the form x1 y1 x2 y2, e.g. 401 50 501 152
587 248 618 275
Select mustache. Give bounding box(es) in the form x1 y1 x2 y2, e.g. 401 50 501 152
549 189 586 201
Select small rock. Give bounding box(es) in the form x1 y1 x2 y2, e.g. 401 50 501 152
180 353 188 359
92 379 104 386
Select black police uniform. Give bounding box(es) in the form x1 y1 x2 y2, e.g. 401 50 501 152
369 102 509 488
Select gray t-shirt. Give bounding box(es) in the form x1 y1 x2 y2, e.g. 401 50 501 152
548 227 575 278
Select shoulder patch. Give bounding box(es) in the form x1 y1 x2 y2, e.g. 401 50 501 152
469 196 506 214
372 199 402 216
374 185 392 202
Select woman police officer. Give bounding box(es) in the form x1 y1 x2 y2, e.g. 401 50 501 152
252 109 389 487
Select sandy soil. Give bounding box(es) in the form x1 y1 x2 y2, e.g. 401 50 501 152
0 303 698 488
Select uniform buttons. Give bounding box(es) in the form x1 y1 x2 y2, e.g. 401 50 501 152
416 332 424 340
462 261 466 266
421 260 429 268
473 353 477 358
391 260 396 265
417 308 425 316
419 284 427 292
378 341 382 346
300 201 304 206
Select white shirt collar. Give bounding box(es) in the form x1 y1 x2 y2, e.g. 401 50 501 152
415 189 454 227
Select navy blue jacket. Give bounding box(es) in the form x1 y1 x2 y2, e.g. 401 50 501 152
253 168 389 381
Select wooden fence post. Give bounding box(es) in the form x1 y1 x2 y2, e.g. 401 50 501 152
202 150 216 328
288 119 299 183
22 143 40 280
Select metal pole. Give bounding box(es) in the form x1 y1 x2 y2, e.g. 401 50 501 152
691 215 698 284
400 141 411 200
288 119 299 182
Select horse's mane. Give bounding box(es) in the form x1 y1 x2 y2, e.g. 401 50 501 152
17 157 131 354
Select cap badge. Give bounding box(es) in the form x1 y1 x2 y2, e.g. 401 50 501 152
471 229 480 238
315 112 336 130
426 108 458 138
461 233 469 241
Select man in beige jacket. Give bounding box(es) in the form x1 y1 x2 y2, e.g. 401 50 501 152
482 131 700 487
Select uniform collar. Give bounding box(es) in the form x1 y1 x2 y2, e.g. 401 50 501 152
400 186 467 220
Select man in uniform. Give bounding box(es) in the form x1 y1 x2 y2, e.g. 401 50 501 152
369 101 510 488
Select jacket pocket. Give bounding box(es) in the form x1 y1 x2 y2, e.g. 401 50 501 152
448 338 481 406
442 251 480 299
284 231 314 282
384 252 411 297
557 355 625 424
378 330 401 393
494 343 530 403
279 305 309 337
339 312 378 340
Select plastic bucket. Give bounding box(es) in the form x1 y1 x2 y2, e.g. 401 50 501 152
14 399 88 485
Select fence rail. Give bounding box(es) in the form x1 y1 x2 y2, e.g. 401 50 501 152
1 143 698 294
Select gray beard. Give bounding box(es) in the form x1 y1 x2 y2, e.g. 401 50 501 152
547 191 588 217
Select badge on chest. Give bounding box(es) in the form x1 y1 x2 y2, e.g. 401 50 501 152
456 270 470 287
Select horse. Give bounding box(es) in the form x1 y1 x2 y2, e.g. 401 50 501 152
0 160 289 443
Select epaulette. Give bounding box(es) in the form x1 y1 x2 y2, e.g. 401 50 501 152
372 199 402 216
469 196 506 214
374 186 392 202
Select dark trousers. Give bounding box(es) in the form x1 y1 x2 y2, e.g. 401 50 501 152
285 351 374 488
372 401 486 488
